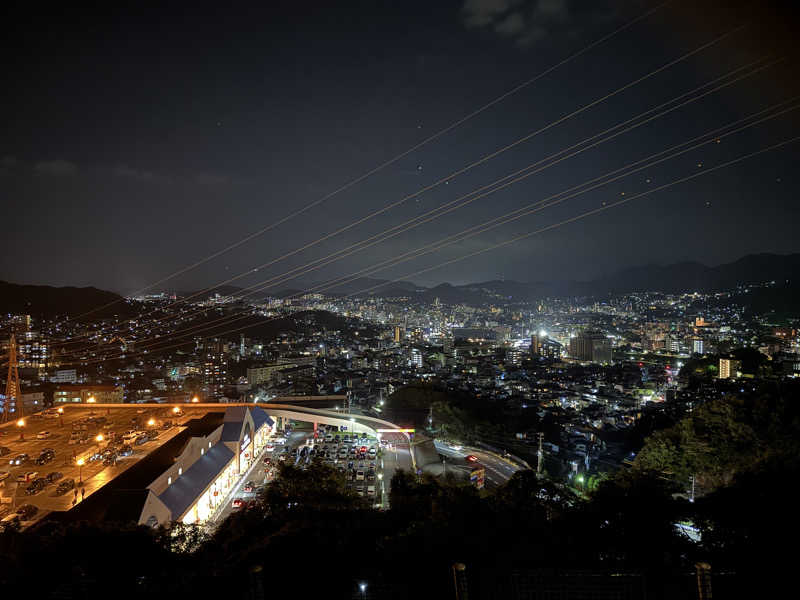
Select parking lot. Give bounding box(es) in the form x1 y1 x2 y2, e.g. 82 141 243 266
0 405 213 529
221 424 389 519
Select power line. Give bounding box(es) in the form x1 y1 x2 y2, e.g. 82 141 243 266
60 1 672 326
50 114 798 366
51 24 744 349
352 136 800 297
49 55 773 360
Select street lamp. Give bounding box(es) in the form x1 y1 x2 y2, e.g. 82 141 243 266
359 582 367 599
57 406 64 428
16 418 25 440
147 418 156 428
77 457 85 484
87 396 96 404
191 396 199 403
172 406 180 415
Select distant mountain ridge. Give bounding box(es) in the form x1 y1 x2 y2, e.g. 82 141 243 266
274 252 800 302
3 253 797 319
0 280 136 319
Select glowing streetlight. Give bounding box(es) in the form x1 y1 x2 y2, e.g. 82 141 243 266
95 434 104 443
76 457 86 484
359 582 367 599
16 418 25 440
147 418 156 427
172 406 180 414
57 406 64 427
87 396 96 404
191 396 199 403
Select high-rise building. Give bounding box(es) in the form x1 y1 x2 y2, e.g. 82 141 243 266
665 334 680 354
693 338 705 355
410 348 423 368
719 358 741 379
443 337 454 355
569 330 613 364
530 334 541 356
393 326 404 343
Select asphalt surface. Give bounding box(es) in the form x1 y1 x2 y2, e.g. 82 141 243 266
433 441 522 489
1 404 418 527
0 405 216 527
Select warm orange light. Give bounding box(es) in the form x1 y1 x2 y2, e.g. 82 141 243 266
76 458 85 466
191 396 199 403
57 407 64 414
172 406 180 414
16 419 25 428
147 418 156 427
96 434 104 442
87 396 96 403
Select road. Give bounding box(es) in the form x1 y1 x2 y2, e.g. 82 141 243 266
433 441 522 488
210 430 312 524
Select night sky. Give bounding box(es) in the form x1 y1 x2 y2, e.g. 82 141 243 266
2 0 798 294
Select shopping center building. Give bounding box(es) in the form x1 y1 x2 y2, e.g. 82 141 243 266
138 405 274 527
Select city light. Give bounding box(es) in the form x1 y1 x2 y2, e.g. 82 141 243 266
16 418 25 427
96 434 104 442
87 396 96 403
191 396 199 403
172 406 180 414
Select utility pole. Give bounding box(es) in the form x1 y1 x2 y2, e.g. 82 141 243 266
537 432 544 476
3 335 22 423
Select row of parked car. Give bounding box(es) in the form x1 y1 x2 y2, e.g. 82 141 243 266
6 447 56 468
0 503 39 530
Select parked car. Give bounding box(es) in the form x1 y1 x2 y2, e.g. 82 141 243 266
134 435 149 446
46 471 63 483
0 513 20 531
36 431 51 439
16 504 39 520
367 485 376 497
55 479 75 495
118 445 133 457
35 450 55 465
25 478 47 495
465 455 478 463
9 454 29 466
243 481 255 493
102 454 117 466
232 498 246 510
17 471 38 483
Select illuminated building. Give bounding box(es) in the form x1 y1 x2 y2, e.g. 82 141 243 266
138 405 274 527
718 358 741 379
53 384 123 404
569 331 613 364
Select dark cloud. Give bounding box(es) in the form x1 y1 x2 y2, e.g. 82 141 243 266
34 159 78 176
0 156 19 176
461 0 576 47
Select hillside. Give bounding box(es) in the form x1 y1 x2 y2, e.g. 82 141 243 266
0 280 137 320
